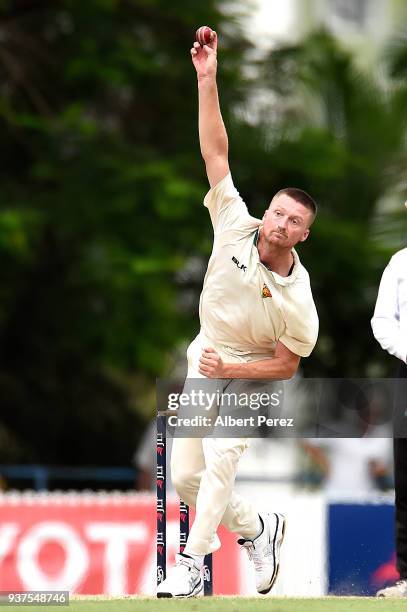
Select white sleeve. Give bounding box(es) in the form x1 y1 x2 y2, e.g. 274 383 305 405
371 260 407 364
279 283 319 358
203 173 249 234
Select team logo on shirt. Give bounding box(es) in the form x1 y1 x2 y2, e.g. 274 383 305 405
232 255 247 272
262 284 272 298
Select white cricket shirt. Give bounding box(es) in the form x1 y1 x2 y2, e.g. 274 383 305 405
198 173 319 358
371 248 407 364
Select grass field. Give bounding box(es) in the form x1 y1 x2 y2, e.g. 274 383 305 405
10 597 406 612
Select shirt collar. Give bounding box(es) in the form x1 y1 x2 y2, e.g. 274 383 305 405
252 228 301 286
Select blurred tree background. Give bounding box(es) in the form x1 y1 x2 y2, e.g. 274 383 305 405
0 0 405 466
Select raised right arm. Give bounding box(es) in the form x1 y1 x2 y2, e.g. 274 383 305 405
191 31 230 188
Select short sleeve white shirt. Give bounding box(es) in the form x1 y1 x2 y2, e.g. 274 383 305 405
371 248 407 364
199 173 319 358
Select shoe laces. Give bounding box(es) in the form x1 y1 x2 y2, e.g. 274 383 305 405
239 540 264 571
176 557 193 570
175 555 199 579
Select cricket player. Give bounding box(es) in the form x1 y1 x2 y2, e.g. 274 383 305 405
157 31 319 598
372 218 407 598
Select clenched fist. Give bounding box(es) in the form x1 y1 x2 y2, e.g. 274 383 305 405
199 347 225 378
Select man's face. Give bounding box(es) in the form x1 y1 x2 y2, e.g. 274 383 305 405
262 194 313 249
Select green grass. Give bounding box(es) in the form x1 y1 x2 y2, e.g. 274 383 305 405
9 597 406 612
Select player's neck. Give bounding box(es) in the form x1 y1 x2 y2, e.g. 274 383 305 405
257 231 294 277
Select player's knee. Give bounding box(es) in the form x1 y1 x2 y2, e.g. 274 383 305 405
171 464 194 497
206 443 245 477
205 438 247 463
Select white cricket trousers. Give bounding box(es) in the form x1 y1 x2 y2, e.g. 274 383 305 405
171 332 262 556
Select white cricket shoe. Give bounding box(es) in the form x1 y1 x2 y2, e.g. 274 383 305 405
376 579 407 598
238 513 285 595
157 553 203 598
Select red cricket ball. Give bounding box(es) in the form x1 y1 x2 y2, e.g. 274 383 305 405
195 26 213 47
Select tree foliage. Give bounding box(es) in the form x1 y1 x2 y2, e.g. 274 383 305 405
0 0 253 464
0 4 405 466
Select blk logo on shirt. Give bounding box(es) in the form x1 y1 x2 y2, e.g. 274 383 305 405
232 255 247 272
